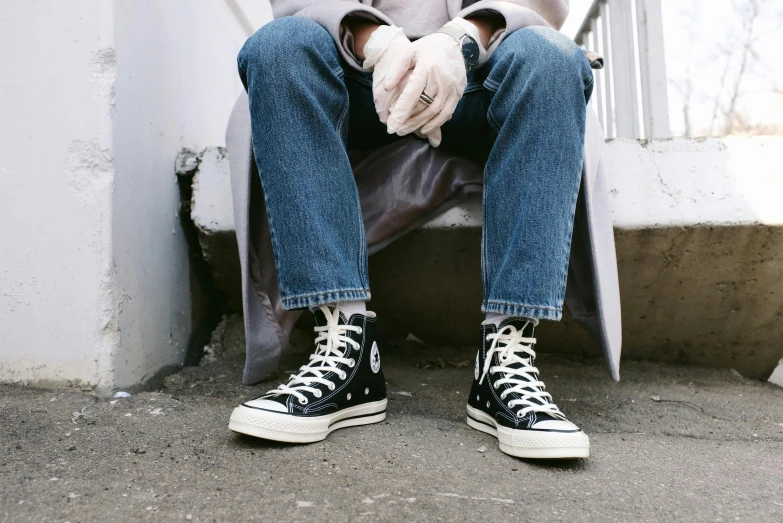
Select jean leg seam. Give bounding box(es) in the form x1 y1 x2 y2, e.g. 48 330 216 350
255 154 288 298
557 161 584 305
335 94 350 143
482 80 502 134
481 166 490 304
334 92 367 288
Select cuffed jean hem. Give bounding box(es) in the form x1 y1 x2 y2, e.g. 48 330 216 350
281 289 371 311
481 301 563 322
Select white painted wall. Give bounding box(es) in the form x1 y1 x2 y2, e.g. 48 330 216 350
110 0 260 389
0 1 116 388
0 0 271 390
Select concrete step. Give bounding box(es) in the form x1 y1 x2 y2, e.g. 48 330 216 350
180 137 783 379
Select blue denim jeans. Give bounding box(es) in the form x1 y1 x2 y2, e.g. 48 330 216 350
237 17 593 321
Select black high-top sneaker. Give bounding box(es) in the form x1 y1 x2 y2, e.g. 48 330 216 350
229 305 387 443
466 318 589 459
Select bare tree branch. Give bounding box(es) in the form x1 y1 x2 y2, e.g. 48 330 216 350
721 0 760 135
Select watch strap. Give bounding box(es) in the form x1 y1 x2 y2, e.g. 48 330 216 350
437 23 470 42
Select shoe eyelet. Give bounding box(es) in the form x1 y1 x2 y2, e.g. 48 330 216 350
486 401 490 408
328 383 335 391
517 411 524 418
314 390 322 398
348 359 356 368
507 402 513 409
493 383 499 389
357 328 363 334
365 388 370 395
347 393 352 401
299 397 308 405
476 394 480 402
339 372 346 380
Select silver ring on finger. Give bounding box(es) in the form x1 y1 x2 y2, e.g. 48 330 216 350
419 91 435 105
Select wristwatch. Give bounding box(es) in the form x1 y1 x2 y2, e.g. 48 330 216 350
436 21 488 71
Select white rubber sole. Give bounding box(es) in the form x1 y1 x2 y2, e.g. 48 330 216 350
229 399 387 443
466 405 589 459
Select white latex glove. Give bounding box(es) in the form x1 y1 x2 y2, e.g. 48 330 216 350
363 25 416 124
385 33 467 147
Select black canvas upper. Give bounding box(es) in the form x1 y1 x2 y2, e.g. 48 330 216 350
467 318 580 432
244 309 386 417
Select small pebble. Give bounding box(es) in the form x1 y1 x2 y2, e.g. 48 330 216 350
477 446 487 453
113 391 131 399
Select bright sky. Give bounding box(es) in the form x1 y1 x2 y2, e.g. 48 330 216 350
563 0 783 136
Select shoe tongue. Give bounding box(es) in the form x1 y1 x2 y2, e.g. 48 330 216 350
313 306 348 327
494 318 551 409
496 318 536 354
494 319 536 369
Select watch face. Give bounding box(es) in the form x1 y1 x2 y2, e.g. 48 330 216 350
461 36 480 67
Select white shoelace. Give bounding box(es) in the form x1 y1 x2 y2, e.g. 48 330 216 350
265 305 361 405
479 323 565 419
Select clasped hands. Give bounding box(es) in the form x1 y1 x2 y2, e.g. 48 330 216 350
364 25 468 148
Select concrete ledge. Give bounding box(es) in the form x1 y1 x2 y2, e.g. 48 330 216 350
182 137 783 379
184 147 242 311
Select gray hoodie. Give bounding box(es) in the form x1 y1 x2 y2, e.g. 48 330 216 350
271 0 570 69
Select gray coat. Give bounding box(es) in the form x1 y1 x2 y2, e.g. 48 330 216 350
225 0 622 385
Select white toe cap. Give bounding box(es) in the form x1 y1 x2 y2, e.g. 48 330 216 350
531 419 581 431
243 398 288 412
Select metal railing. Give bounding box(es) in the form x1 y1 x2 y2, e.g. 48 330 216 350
575 0 670 139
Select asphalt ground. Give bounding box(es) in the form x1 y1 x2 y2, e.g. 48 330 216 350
2 334 783 522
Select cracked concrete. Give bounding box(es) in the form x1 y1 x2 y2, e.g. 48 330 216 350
2 334 783 522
